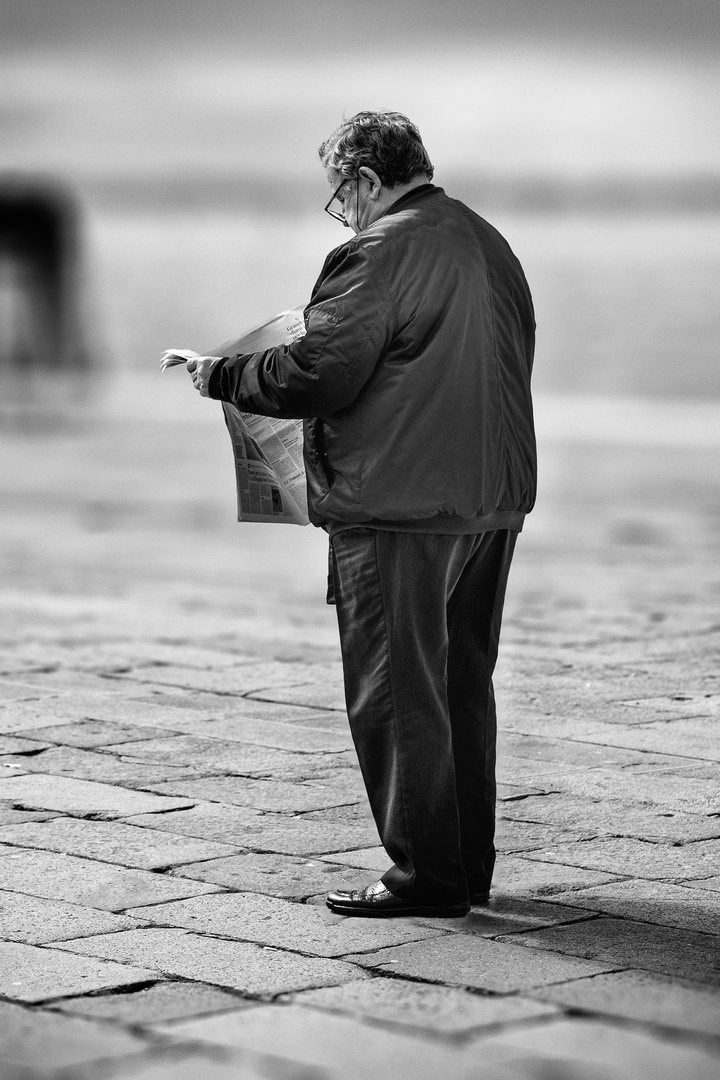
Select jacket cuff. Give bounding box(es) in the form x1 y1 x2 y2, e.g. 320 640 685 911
207 354 256 403
207 357 229 399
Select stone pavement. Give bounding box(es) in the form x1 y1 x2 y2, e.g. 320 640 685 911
1 377 719 1079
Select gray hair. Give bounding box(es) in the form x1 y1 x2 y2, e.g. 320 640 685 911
319 111 434 186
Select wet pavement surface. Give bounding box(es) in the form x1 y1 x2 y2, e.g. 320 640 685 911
1 375 719 1079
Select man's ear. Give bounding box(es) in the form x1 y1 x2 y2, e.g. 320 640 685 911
358 166 383 200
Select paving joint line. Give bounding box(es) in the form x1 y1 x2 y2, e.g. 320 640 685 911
88 671 343 712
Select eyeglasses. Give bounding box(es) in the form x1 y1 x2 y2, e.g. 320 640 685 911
324 177 353 223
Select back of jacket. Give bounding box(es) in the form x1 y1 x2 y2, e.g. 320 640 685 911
210 184 537 532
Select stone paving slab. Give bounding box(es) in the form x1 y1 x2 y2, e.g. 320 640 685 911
0 802 55 826
320 846 390 872
0 700 118 734
621 692 720 719
497 731 699 770
0 733 53 754
77 1049 277 1080
115 661 342 697
461 1015 720 1080
246 683 347 711
615 754 720 776
494 707 620 740
149 1003 526 1080
289 709 350 730
496 690 715 735
691 875 720 894
107 718 353 754
556 878 720 935
0 654 58 675
526 685 719 728
413 895 595 938
127 891 447 957
489 853 624 898
0 817 241 870
0 774 192 817
496 760 579 787
503 624 718 662
0 848 220 910
0 941 159 1002
0 889 141 943
615 651 720 684
0 679 60 703
546 765 720 816
500 792 720 843
522 836 720 882
344 933 619 992
300 769 370 800
57 928 365 995
51 981 249 1024
7 670 134 696
170 715 353 752
129 707 343 743
0 841 30 858
497 781 555 802
113 689 336 726
0 692 327 737
501 655 652 688
0 761 31 777
652 763 720 781
0 693 230 729
297 802 376 826
498 694 643 731
513 755 717 792
0 708 58 734
12 744 202 786
286 977 560 1034
8 640 257 674
0 999 154 1074
129 643 257 668
533 969 720 1036
171 851 361 899
501 917 720 983
18 718 186 747
145 774 363 812
125 802 378 855
572 717 720 763
105 733 350 780
494 817 592 853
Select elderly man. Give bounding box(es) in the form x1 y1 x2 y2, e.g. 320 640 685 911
189 111 536 918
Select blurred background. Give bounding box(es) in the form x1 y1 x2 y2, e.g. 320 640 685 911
1 0 719 651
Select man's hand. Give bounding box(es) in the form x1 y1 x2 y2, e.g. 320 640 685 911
186 355 223 398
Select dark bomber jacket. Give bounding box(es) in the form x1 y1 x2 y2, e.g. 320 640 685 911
209 184 537 534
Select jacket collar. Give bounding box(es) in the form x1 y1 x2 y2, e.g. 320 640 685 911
383 183 440 217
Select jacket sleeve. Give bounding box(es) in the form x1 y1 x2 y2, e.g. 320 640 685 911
208 238 394 419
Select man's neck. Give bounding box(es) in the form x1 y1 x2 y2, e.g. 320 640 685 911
371 175 431 224
385 175 431 204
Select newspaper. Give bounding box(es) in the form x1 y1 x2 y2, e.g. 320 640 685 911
161 307 309 525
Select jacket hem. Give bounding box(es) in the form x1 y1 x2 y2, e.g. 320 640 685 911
324 510 526 538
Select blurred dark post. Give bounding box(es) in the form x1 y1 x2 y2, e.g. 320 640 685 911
0 174 94 422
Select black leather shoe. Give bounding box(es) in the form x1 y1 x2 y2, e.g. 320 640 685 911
326 879 470 918
470 890 490 904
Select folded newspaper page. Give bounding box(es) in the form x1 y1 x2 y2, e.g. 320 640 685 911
161 307 309 526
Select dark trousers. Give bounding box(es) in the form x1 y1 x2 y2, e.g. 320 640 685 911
330 528 517 904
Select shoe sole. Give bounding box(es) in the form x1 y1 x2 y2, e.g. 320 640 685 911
326 901 470 918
